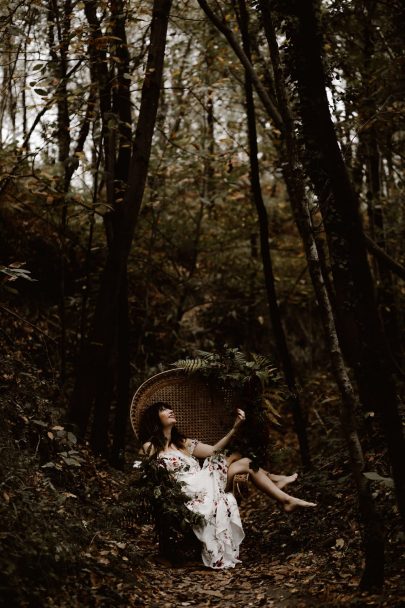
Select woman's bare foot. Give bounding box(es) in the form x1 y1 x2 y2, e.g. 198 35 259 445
275 473 298 490
283 497 317 512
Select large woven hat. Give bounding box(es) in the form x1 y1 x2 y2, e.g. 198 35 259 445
130 368 236 445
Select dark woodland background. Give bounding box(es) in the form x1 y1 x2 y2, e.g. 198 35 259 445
0 0 404 606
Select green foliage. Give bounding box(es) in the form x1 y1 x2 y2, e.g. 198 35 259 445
0 263 37 283
174 346 283 417
0 421 92 605
115 456 205 559
173 347 285 468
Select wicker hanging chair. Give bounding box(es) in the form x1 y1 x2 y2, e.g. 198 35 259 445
130 368 249 499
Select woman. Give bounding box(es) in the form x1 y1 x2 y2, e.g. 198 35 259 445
138 401 316 569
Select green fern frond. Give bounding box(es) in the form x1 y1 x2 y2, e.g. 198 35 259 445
251 353 272 369
266 411 282 426
255 370 270 388
234 349 248 365
172 358 209 374
172 359 189 369
170 347 285 467
194 349 216 361
263 397 282 424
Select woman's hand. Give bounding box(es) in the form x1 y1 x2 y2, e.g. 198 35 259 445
233 408 246 430
196 409 247 457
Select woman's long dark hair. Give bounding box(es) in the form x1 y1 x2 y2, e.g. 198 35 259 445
138 401 186 455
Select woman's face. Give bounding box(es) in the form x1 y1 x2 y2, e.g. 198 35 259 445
158 406 176 428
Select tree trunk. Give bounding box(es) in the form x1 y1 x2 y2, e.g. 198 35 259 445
47 0 95 386
237 0 311 468
260 2 385 585
111 273 130 467
83 0 115 212
286 0 405 531
111 0 132 203
90 0 133 458
47 0 72 385
69 0 173 455
80 126 102 352
173 35 214 333
198 0 386 588
358 5 402 367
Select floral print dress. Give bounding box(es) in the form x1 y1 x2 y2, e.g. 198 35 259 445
159 441 245 569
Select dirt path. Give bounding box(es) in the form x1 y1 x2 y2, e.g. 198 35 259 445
70 484 403 608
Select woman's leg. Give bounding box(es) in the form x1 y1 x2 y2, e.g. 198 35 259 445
227 457 316 511
226 453 297 489
268 472 298 490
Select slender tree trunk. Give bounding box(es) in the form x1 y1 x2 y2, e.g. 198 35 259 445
196 0 283 131
281 178 386 590
48 0 72 385
111 0 132 198
358 5 402 367
80 127 102 352
173 35 214 331
260 3 386 584
69 0 173 455
197 0 386 588
90 0 134 458
364 125 401 364
286 0 405 531
47 0 97 386
22 13 34 147
237 0 311 468
111 273 130 467
83 0 115 214
364 235 405 282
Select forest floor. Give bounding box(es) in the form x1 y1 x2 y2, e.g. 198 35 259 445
1 314 405 607
1 415 404 608
0 436 405 608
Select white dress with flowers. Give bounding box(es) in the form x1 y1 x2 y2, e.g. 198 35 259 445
159 440 245 569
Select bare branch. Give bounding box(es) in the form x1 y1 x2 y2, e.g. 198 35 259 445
365 234 405 281
196 0 284 131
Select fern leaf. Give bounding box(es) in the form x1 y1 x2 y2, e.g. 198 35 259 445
195 349 215 361
263 397 282 421
172 358 211 374
172 359 189 369
251 353 272 369
234 350 248 368
255 370 270 388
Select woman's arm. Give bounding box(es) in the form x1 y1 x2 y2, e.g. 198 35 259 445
191 409 246 459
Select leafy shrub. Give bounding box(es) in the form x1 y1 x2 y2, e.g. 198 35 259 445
113 456 204 562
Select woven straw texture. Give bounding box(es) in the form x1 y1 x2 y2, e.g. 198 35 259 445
130 369 236 444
